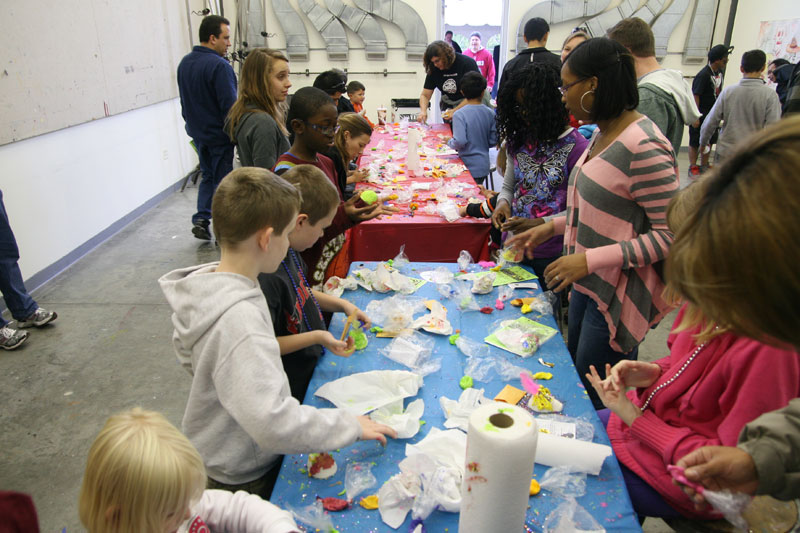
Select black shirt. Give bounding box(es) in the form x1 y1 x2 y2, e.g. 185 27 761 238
258 250 325 402
692 65 721 115
424 53 480 110
451 40 462 54
498 47 562 97
337 96 355 114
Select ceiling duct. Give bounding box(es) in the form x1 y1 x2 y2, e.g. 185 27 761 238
515 0 612 53
298 0 350 61
326 0 388 60
272 0 310 61
353 0 428 61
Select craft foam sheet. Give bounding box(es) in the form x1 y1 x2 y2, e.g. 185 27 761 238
458 402 538 533
314 370 423 415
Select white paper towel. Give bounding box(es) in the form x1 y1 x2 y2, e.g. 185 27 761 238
407 128 422 174
534 433 612 475
458 402 537 533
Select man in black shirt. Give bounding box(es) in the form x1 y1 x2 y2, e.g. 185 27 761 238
497 17 561 98
688 44 732 176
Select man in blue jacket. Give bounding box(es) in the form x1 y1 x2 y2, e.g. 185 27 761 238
177 15 237 240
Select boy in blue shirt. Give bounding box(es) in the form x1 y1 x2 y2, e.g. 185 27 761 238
448 71 498 185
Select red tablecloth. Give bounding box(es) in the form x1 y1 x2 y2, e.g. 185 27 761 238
348 124 491 262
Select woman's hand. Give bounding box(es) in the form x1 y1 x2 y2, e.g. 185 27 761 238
491 201 511 229
343 195 381 222
505 221 555 257
318 331 355 357
417 109 428 124
542 253 588 293
357 416 398 446
341 302 371 329
609 360 662 389
502 216 544 234
586 364 641 426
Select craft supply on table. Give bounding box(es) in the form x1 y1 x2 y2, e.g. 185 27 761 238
458 402 538 533
485 317 558 357
534 433 612 475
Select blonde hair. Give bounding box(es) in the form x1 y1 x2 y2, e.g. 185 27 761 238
211 167 301 246
226 48 289 139
79 408 206 533
281 165 340 225
562 30 590 52
666 116 800 348
333 112 372 174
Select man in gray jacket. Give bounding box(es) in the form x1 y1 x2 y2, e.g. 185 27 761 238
608 18 701 154
699 49 781 161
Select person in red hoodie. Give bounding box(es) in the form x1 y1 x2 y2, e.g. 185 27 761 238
586 176 800 520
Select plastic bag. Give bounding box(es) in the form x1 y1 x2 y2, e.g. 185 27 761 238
703 490 751 530
543 497 605 533
420 267 454 284
535 413 595 442
380 331 441 376
471 272 496 294
437 201 460 223
345 462 377 501
455 336 490 358
540 466 587 498
392 245 410 269
366 295 426 334
454 282 480 312
288 500 336 532
322 275 358 298
463 352 527 383
490 318 557 358
437 283 456 299
457 250 474 271
376 263 415 294
498 244 524 265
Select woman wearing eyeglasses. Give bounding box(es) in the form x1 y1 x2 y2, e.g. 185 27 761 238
508 38 679 409
226 48 292 170
418 40 480 123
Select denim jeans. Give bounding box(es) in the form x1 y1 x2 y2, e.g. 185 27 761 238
192 141 234 224
568 289 638 409
0 190 37 327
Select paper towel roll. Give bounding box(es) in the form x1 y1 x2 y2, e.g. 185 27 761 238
534 433 612 475
458 402 537 533
407 128 422 174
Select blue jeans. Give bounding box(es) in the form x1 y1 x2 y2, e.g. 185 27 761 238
192 141 234 224
0 191 37 327
597 409 683 519
568 289 638 409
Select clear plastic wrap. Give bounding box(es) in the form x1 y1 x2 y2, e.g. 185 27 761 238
539 466 587 498
437 283 456 299
454 282 480 312
471 272 496 294
322 275 358 297
345 462 377 501
420 267 454 284
380 331 441 376
455 336 491 358
457 250 474 271
365 295 426 334
437 201 461 223
288 500 336 532
488 318 558 358
391 245 410 269
543 497 605 533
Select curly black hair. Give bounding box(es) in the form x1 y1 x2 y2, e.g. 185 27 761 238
495 63 568 154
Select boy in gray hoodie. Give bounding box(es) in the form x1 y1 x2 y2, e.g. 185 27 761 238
159 167 395 499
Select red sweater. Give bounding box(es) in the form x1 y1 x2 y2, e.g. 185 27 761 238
606 305 800 518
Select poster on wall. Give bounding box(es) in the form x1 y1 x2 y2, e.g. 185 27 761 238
757 18 800 62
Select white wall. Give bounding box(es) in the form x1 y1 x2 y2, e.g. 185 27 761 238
0 100 196 281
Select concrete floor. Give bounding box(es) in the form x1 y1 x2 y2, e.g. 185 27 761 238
0 155 694 532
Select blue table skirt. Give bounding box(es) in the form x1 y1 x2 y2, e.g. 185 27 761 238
270 262 641 532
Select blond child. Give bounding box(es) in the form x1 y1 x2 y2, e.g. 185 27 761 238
78 408 298 533
259 165 370 401
159 168 395 499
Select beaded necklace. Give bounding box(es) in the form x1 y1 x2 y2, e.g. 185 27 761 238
640 339 710 411
281 249 324 333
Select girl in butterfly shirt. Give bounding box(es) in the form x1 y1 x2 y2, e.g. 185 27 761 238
491 62 589 289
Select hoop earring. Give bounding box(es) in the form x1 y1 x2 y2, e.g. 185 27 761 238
580 89 594 114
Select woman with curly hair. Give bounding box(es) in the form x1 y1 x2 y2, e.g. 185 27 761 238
418 40 479 123
508 38 679 409
491 62 589 288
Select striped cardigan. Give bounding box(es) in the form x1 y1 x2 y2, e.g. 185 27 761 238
552 117 678 353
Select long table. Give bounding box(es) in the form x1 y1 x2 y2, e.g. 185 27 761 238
347 124 492 263
270 261 641 532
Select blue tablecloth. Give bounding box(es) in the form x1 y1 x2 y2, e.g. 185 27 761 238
271 262 641 532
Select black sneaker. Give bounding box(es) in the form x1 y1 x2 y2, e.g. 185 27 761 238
192 220 211 240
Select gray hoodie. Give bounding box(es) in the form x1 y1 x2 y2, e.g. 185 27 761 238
159 262 361 485
638 69 702 151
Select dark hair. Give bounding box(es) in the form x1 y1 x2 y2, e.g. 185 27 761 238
523 17 549 42
496 63 568 153
770 58 791 68
606 17 655 58
287 86 335 125
565 38 638 122
460 71 486 99
199 15 229 43
346 80 365 94
741 49 767 73
313 70 347 95
423 41 456 74
470 31 482 40
445 30 453 37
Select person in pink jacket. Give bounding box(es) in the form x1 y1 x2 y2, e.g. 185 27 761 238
464 32 496 94
585 175 800 519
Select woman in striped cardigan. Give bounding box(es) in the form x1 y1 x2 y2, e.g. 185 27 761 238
508 38 679 408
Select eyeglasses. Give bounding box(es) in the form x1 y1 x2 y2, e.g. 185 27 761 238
558 78 587 95
305 122 337 136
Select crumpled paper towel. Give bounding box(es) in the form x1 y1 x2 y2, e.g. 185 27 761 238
439 388 487 432
314 370 423 415
369 399 425 439
378 471 421 528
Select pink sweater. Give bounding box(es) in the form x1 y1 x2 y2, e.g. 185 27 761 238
464 48 495 89
553 116 678 352
606 306 800 518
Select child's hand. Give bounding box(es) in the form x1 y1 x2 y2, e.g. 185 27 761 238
609 360 661 389
357 416 398 446
491 201 511 229
319 331 355 357
477 185 498 199
502 216 543 234
344 195 381 222
353 168 369 182
586 364 641 426
342 302 371 328
459 205 468 217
